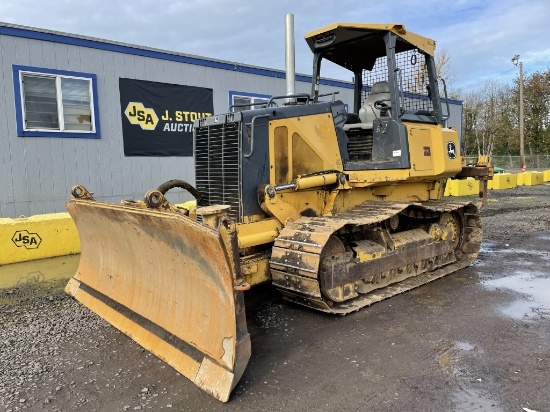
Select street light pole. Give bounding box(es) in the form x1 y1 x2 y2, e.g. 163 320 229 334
512 55 525 170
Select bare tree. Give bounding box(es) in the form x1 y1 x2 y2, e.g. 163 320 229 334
461 80 514 157
436 48 454 87
405 48 455 96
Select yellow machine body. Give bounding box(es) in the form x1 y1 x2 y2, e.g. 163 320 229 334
65 22 490 402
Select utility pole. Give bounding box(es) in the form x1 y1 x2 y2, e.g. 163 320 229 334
512 55 525 170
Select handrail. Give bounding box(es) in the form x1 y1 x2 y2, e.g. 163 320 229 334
244 114 271 158
317 91 340 101
439 77 451 126
229 102 268 112
266 93 311 108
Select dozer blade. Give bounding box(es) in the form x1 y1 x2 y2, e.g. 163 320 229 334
65 198 250 402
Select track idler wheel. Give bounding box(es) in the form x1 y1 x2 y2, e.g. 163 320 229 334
438 212 464 252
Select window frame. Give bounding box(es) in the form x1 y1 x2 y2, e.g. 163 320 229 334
13 65 101 138
228 90 271 112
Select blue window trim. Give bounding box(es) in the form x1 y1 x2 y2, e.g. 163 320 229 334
12 64 101 138
228 90 272 110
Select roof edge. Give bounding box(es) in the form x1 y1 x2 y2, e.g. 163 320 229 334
0 21 355 89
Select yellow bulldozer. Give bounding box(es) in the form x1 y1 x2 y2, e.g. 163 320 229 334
65 23 492 402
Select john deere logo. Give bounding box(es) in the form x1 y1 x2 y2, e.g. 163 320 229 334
125 102 159 130
12 230 42 249
447 141 457 159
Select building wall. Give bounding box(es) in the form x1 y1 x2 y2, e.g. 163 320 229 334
0 27 353 218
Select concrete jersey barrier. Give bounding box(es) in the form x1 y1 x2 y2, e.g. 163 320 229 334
0 213 80 265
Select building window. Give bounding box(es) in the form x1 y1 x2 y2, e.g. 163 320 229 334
229 91 271 112
13 65 100 138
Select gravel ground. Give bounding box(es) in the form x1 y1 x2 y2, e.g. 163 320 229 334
1 184 549 412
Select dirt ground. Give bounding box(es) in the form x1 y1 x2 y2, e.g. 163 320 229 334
1 184 549 412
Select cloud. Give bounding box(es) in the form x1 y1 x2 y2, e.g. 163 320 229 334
0 0 547 93
424 0 550 88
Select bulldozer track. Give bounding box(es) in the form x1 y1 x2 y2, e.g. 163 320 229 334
270 200 482 314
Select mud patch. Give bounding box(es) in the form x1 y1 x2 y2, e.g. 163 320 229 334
435 340 478 378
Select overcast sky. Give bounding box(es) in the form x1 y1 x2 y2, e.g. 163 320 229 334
1 0 549 92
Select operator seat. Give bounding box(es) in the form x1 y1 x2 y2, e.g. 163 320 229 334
344 81 391 131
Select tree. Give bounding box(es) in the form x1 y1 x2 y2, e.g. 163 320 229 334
458 67 550 163
435 48 454 90
520 69 550 155
461 80 515 157
405 48 455 96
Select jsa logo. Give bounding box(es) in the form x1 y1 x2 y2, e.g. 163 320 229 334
12 230 42 249
124 102 159 130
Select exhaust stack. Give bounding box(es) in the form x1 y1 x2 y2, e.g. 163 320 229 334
285 13 295 97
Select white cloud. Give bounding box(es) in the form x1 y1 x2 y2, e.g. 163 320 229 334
0 0 547 92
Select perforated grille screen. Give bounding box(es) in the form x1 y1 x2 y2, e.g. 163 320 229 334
195 122 241 222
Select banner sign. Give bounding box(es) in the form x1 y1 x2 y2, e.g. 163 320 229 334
119 78 213 156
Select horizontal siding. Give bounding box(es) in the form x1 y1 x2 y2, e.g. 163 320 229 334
0 34 355 217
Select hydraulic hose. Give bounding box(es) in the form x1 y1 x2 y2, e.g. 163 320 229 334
156 179 204 205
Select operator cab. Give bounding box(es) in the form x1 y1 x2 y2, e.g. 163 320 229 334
304 24 448 170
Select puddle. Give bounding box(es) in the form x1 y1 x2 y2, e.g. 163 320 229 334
452 387 503 412
480 246 549 258
434 341 502 411
455 341 475 351
0 255 79 289
483 271 550 320
475 240 550 268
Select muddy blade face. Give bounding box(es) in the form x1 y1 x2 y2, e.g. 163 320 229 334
65 199 250 402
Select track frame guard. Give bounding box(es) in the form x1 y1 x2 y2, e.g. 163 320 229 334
65 198 250 402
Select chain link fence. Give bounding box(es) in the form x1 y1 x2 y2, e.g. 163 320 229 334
491 155 550 170
465 155 550 171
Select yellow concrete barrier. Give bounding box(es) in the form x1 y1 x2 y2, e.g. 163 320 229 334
517 171 544 186
444 179 451 196
0 213 80 265
517 172 527 186
444 178 479 197
488 173 517 190
543 170 550 182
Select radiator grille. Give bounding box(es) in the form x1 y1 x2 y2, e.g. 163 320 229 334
195 121 241 222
